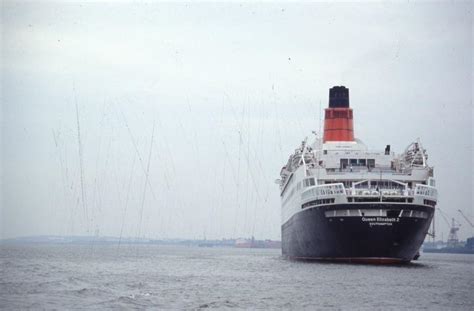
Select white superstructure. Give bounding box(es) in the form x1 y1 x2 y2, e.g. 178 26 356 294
278 137 437 225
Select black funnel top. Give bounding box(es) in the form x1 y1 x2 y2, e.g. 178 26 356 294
329 86 350 108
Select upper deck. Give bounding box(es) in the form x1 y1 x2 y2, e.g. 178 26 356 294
279 137 431 190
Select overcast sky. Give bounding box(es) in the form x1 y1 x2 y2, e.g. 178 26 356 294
1 1 473 241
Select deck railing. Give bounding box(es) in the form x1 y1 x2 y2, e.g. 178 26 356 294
302 183 437 201
346 188 413 196
414 184 438 199
301 183 345 201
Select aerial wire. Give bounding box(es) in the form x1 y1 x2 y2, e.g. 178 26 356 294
74 83 89 227
137 121 155 240
117 101 158 202
118 153 137 249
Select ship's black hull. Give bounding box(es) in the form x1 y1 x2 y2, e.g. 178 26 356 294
282 204 434 264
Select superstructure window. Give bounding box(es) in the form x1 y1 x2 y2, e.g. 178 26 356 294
353 197 381 202
302 198 335 209
367 159 375 168
303 178 316 187
341 158 369 168
423 199 436 207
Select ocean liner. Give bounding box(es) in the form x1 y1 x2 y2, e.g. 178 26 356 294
278 86 437 263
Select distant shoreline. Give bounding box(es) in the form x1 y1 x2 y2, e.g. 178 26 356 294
0 235 282 249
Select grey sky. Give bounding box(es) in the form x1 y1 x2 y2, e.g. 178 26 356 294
1 1 473 240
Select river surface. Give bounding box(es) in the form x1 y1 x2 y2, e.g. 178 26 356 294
1 244 473 310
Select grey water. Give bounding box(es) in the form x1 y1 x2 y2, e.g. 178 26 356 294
1 244 473 310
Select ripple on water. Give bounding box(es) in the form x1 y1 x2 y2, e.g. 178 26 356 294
1 245 473 310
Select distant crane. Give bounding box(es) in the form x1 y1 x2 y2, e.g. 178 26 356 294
437 208 461 247
437 208 452 228
458 210 473 228
458 210 474 241
447 218 461 248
